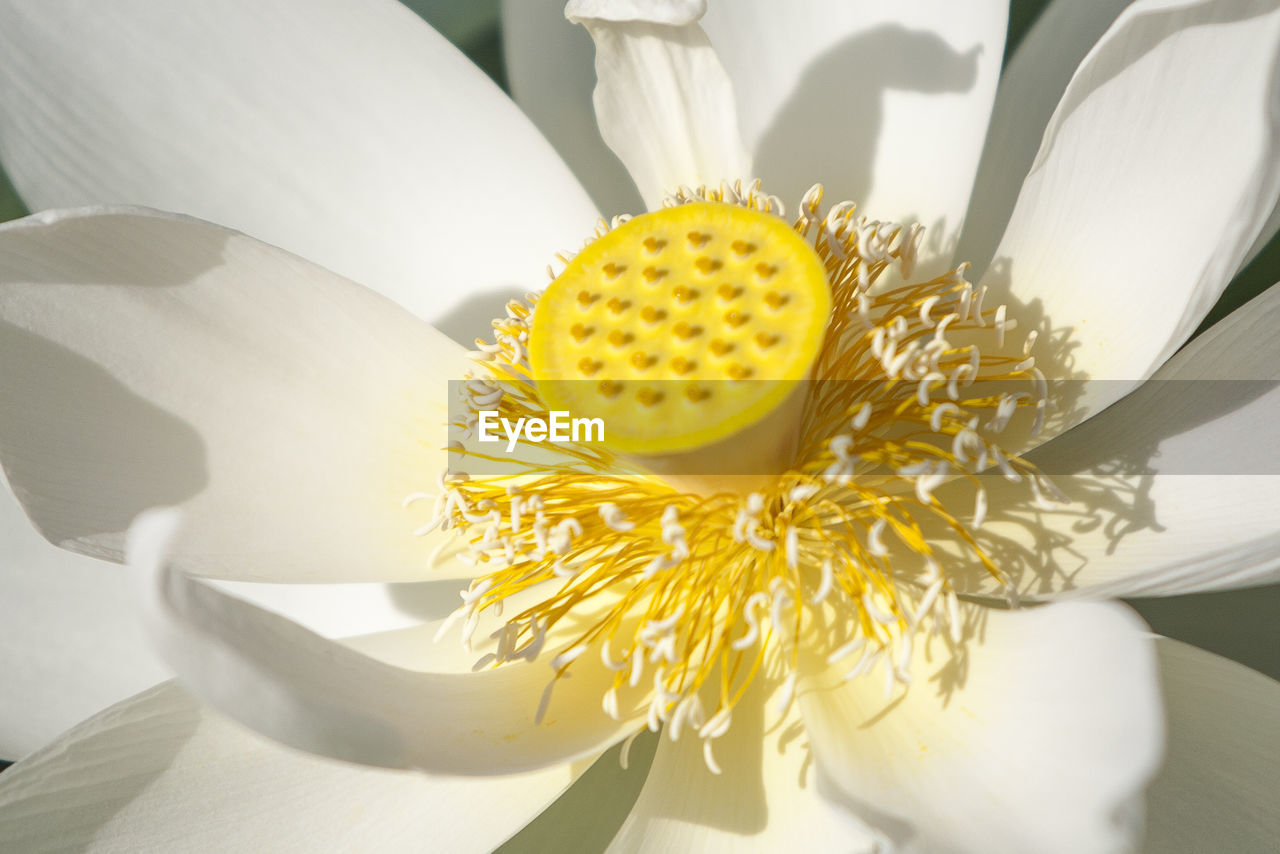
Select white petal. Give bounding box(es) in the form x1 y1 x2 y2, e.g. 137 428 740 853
959 0 1130 274
339 581 563 675
1144 639 1280 854
798 601 1163 854
570 11 751 210
129 508 636 773
701 0 1007 274
0 682 581 853
566 0 704 24
984 0 1280 419
0 481 166 759
499 0 640 218
607 681 882 853
212 578 467 640
0 0 598 333
0 208 475 583
509 0 1007 255
949 283 1280 599
503 0 645 217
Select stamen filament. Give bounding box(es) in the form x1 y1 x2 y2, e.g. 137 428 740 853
426 181 1059 756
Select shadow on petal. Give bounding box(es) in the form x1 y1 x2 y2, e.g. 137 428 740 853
0 320 208 553
753 24 981 223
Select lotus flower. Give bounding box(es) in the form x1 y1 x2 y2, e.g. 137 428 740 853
0 1 1278 852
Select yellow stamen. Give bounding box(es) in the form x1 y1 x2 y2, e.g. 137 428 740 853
432 181 1058 767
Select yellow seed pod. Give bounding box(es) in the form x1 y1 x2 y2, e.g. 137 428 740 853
529 202 831 455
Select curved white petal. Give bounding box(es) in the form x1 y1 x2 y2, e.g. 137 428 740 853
966 1 1280 281
959 0 1131 275
0 208 476 584
607 681 881 853
1144 639 1280 854
0 682 581 853
212 578 468 640
503 0 644 217
569 7 750 210
945 283 1280 600
0 0 598 334
506 0 1007 262
701 1 1007 274
0 481 166 759
566 0 704 25
129 508 638 773
339 581 562 675
798 601 1163 854
984 0 1280 421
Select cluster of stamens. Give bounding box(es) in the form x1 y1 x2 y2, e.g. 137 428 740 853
413 180 1063 772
